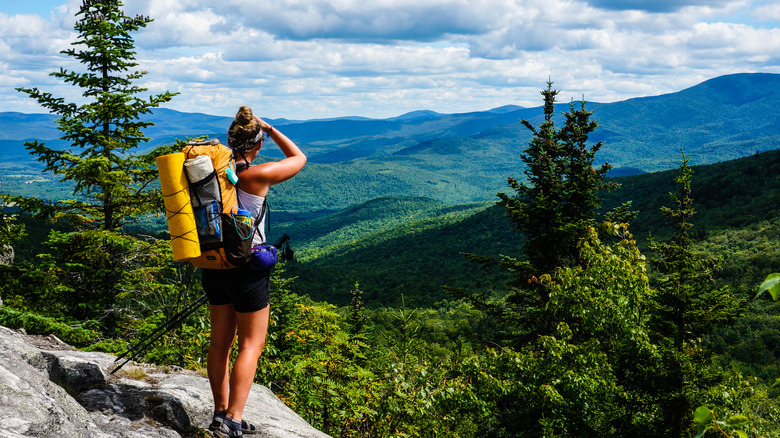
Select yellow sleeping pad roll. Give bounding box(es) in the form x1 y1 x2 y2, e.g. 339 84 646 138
156 152 201 261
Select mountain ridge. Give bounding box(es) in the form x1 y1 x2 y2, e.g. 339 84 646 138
2 73 778 212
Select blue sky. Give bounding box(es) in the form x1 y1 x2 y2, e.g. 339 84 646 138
1 0 779 120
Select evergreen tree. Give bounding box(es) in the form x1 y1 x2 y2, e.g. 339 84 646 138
15 0 177 230
3 0 180 335
480 81 617 343
647 153 743 437
498 82 613 278
347 282 367 336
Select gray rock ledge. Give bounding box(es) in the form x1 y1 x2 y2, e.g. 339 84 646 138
0 325 330 438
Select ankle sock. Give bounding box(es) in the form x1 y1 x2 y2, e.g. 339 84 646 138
214 409 228 419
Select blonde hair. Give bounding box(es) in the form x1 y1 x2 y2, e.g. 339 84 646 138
228 106 262 151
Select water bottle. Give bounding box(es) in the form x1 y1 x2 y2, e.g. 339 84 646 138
232 207 253 228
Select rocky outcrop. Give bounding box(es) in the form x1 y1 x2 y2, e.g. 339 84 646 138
0 244 12 266
0 325 330 438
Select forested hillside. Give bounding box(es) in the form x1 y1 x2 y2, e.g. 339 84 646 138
275 147 780 308
280 199 514 307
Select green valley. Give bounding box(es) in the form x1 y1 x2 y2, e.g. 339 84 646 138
272 146 779 308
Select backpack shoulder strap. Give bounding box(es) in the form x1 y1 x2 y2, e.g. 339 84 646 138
251 199 270 244
235 159 250 174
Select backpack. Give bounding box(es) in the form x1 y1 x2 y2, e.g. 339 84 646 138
182 139 253 269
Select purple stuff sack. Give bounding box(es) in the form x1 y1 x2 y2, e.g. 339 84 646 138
249 245 277 271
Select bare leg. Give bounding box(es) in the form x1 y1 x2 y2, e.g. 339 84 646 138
226 305 270 422
207 304 237 411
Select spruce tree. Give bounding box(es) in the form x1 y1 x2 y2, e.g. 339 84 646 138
347 282 367 336
5 0 179 335
647 153 743 437
492 81 616 341
499 81 613 277
15 0 177 230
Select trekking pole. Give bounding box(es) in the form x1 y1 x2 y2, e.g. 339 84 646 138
113 293 207 364
110 294 207 374
110 294 208 374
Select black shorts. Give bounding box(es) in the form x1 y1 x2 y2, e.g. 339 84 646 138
202 265 270 313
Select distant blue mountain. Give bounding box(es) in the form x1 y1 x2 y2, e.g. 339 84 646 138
388 110 443 121
2 73 779 210
583 72 780 170
486 105 524 113
0 112 60 141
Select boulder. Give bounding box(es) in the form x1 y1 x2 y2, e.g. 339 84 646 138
0 244 13 266
0 326 110 438
0 326 330 438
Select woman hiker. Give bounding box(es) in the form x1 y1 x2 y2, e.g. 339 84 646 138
203 106 306 437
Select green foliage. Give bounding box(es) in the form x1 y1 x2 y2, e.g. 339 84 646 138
693 406 751 438
716 272 780 380
0 306 99 346
0 194 25 249
0 229 179 336
688 216 780 376
112 261 209 368
461 224 659 436
266 301 376 435
13 0 177 230
692 275 780 438
757 274 780 301
258 280 476 437
693 371 780 438
368 299 491 359
347 282 367 336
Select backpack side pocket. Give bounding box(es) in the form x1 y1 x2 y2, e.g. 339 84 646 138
221 213 253 266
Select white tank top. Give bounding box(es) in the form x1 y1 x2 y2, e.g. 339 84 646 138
236 188 267 246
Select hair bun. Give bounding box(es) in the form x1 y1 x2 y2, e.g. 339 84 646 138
228 106 261 151
236 106 254 125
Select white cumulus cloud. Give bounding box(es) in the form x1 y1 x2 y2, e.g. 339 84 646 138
1 0 779 119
